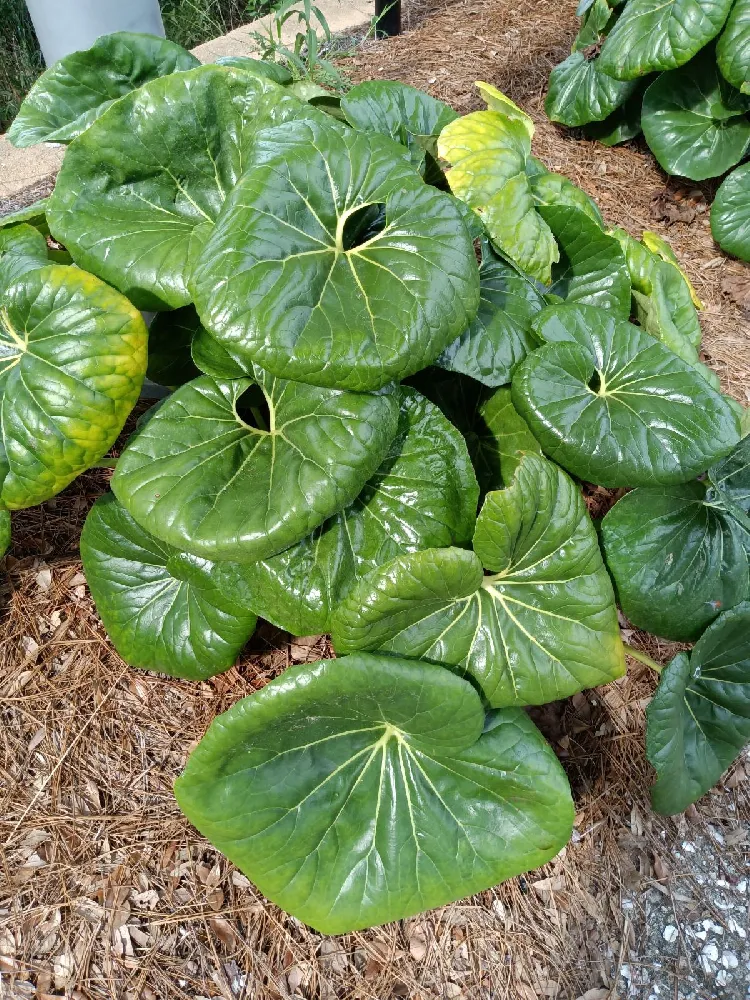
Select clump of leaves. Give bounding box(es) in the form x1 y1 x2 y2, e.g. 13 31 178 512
545 0 750 263
3 38 749 933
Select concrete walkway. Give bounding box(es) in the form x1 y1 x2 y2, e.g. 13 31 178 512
0 0 375 204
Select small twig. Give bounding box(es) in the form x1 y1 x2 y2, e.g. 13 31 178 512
623 642 664 673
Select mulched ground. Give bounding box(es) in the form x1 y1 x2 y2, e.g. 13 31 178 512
2 2 749 999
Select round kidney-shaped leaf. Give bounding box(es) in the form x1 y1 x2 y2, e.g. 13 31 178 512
175 653 574 933
47 65 322 310
717 0 750 92
545 52 637 126
8 32 199 147
598 0 735 79
0 265 147 509
112 371 400 562
81 494 258 679
438 111 559 284
512 303 740 486
238 387 479 636
641 51 750 180
436 242 545 386
332 453 625 707
647 601 750 814
191 117 479 391
602 482 749 641
711 162 750 262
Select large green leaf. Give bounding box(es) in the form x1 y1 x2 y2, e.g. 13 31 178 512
717 0 750 92
191 117 479 391
707 431 750 513
598 0 735 79
8 32 199 148
0 265 147 509
641 51 750 180
341 80 458 172
647 601 750 814
81 494 257 679
0 199 49 234
47 65 321 310
512 303 740 486
540 206 631 318
711 162 750 262
436 242 545 386
602 482 749 640
214 55 293 85
332 453 624 707
0 224 49 297
112 371 400 562
175 652 574 933
438 111 559 283
239 387 479 636
546 52 637 126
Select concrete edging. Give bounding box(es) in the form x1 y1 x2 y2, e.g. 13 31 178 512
0 0 375 204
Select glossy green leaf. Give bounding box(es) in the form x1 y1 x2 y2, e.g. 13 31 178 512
641 51 750 180
711 162 750 262
191 116 479 391
0 511 10 557
717 0 750 91
436 242 545 386
598 0 734 79
574 0 617 49
239 387 479 636
112 371 400 562
175 652 574 933
191 328 248 380
513 303 740 486
602 482 749 640
333 453 624 707
438 111 559 283
47 65 322 310
81 493 257 679
8 32 199 147
341 80 458 171
0 224 49 296
546 52 637 126
707 431 750 514
214 55 294 85
540 206 631 318
0 265 147 509
529 171 604 227
647 601 750 814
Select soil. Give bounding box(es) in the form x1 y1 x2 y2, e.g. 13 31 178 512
1 2 749 999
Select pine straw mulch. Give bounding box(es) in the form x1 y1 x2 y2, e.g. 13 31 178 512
2 1 750 999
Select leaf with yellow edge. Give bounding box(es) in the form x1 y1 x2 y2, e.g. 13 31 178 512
641 231 703 309
438 111 559 284
475 82 534 136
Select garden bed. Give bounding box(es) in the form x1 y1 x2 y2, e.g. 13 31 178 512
2 2 749 999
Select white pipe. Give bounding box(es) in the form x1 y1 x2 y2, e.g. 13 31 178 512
25 0 166 68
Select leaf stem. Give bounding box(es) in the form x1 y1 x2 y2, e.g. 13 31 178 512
91 459 118 470
623 642 663 674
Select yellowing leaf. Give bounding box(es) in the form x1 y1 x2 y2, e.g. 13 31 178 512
475 81 534 136
642 230 703 308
